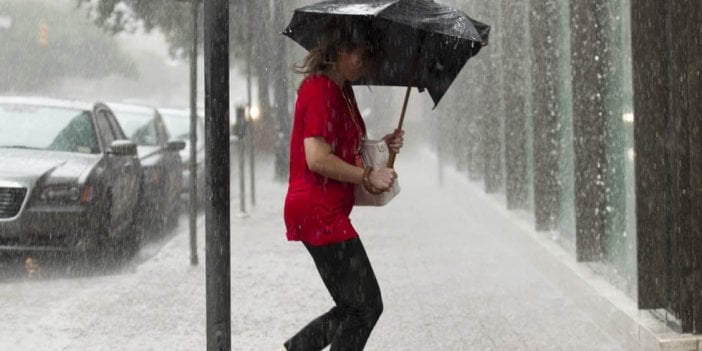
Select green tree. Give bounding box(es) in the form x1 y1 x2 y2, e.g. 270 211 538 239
0 0 137 93
79 0 295 179
75 0 263 61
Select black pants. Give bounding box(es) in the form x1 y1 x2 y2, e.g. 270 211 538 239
285 237 383 351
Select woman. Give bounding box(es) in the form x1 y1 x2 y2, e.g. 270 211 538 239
280 27 404 351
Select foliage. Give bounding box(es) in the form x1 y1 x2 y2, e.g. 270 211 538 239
0 0 137 93
75 0 272 65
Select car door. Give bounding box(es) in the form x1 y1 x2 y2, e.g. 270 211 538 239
93 107 138 233
155 111 182 205
106 109 141 212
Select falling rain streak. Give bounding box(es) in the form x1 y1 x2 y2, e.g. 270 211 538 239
0 0 701 349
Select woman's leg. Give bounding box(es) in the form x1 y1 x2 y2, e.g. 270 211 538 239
324 238 383 351
284 238 383 351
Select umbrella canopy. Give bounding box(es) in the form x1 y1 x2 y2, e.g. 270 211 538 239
283 0 490 107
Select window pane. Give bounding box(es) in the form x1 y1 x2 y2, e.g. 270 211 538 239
0 104 98 154
113 111 159 146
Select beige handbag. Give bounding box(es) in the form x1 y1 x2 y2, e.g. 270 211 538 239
354 139 400 206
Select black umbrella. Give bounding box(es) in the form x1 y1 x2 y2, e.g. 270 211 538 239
284 0 489 104
283 0 490 166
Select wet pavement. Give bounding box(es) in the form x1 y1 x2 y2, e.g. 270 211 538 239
0 149 630 350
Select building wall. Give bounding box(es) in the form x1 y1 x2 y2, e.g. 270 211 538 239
431 0 702 334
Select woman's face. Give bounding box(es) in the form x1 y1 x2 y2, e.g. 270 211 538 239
337 46 368 82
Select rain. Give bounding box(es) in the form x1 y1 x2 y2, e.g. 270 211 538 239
0 0 700 350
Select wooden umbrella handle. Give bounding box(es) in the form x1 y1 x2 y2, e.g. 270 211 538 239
387 52 421 168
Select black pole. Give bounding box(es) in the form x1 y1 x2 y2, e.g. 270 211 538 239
247 113 256 207
188 0 199 266
273 0 290 181
247 57 256 207
244 0 256 207
236 106 246 215
204 0 230 349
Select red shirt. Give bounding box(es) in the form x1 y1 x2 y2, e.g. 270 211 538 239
284 74 366 246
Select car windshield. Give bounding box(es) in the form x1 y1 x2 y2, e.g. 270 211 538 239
0 104 99 154
113 110 159 146
160 113 190 140
161 112 204 141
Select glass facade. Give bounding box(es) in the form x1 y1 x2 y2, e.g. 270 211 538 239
436 0 640 304
555 0 576 243
435 0 702 334
602 0 637 294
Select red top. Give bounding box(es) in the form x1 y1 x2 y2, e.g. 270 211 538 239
284 74 366 246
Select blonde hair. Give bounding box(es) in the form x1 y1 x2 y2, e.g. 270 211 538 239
293 42 360 78
293 47 330 77
293 23 373 81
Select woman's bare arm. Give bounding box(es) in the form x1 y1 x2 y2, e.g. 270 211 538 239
304 136 365 184
304 136 397 190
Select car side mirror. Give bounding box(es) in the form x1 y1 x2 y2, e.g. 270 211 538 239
166 140 186 151
109 140 137 156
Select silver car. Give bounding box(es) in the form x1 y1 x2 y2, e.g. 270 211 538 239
0 97 141 256
158 107 205 207
108 103 185 228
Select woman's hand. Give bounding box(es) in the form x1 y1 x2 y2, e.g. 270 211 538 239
383 129 405 154
368 167 397 192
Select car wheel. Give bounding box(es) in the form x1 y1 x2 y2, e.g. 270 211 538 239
76 234 104 262
76 201 112 266
114 200 141 259
120 182 145 255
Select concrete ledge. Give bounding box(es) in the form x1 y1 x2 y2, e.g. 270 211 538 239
472 187 702 351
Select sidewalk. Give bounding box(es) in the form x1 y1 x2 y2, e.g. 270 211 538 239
227 148 629 350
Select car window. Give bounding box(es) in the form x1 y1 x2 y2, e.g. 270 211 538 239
113 111 159 146
0 104 99 154
161 112 204 143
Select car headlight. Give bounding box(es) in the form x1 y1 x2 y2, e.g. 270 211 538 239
38 184 92 204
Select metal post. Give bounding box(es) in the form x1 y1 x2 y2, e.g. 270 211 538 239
188 0 199 266
204 0 230 349
245 9 256 207
273 0 290 181
235 106 246 215
248 114 256 207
